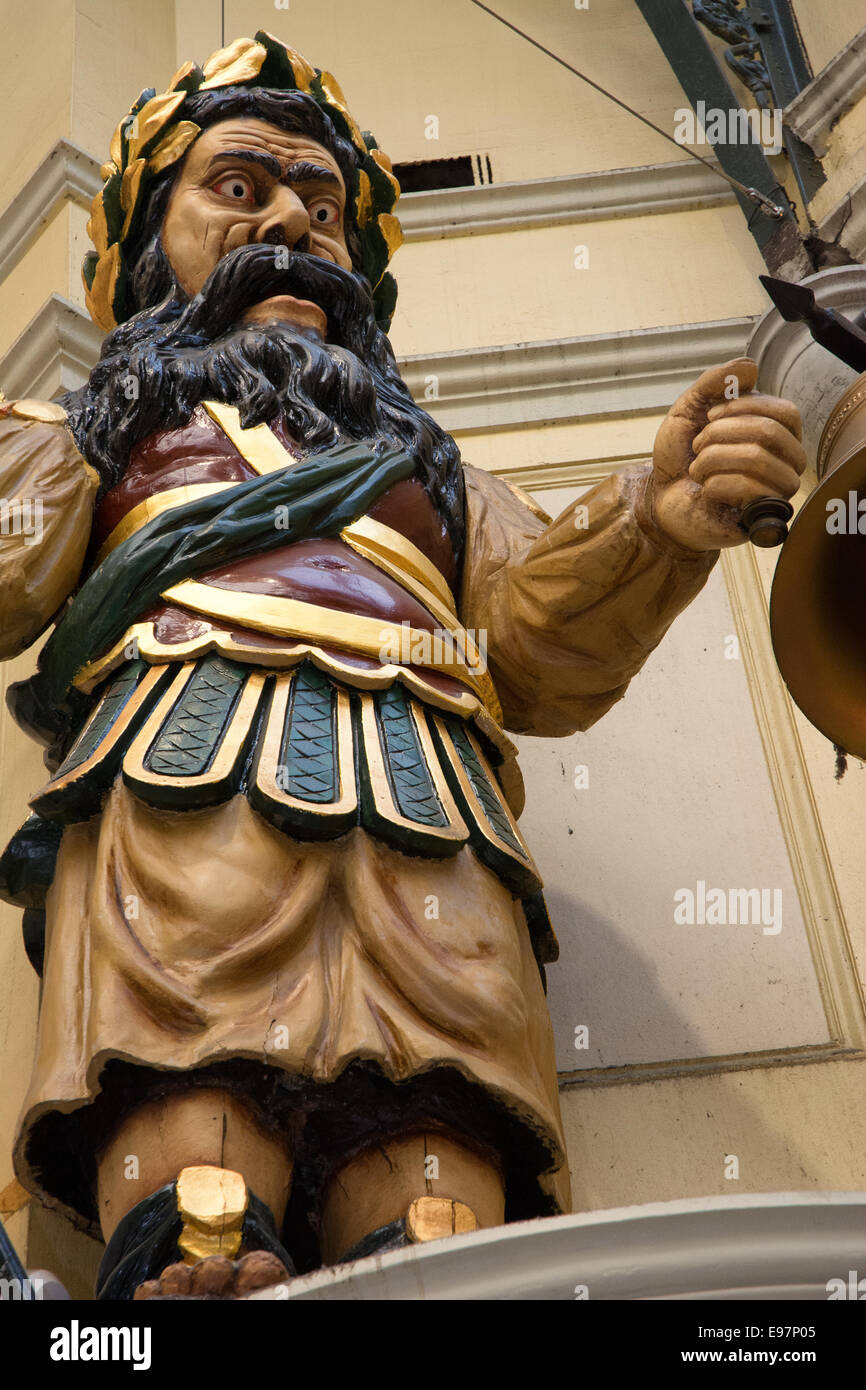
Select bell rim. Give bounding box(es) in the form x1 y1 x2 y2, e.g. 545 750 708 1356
770 442 866 758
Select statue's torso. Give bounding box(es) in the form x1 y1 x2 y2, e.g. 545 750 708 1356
90 404 459 648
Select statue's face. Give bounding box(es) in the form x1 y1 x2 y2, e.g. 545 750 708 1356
161 117 353 337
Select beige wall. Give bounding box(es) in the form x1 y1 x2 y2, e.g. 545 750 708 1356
793 0 865 73
1 0 865 1287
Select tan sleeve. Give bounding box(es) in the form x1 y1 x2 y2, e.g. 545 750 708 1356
459 462 718 736
0 407 99 660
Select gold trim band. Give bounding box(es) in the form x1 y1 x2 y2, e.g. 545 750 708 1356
94 480 458 621
201 400 293 476
158 578 497 715
93 482 231 566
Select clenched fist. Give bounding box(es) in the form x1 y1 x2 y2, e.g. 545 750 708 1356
650 357 806 551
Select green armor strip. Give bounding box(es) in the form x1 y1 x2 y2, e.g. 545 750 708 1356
374 685 449 829
280 664 339 803
430 714 542 901
144 657 247 777
29 662 174 824
28 655 545 918
448 718 526 857
121 660 266 809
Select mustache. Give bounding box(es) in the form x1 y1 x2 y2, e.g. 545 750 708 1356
61 242 467 562
173 244 379 353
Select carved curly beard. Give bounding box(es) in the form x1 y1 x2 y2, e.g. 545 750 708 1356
61 243 465 557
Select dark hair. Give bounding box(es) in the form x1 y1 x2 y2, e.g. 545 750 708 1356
62 87 467 561
126 86 366 315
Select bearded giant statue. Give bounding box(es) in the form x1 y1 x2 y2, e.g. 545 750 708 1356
0 34 806 1300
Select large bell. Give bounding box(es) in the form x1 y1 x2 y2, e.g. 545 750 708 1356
770 370 866 757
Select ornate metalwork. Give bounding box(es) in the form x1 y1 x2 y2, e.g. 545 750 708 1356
693 0 773 109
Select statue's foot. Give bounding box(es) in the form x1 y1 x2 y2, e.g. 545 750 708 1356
97 1166 294 1300
134 1250 290 1301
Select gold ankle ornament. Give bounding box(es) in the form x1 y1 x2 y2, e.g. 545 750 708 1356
176 1165 248 1263
405 1197 478 1243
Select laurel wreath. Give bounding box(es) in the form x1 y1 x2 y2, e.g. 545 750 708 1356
83 30 403 333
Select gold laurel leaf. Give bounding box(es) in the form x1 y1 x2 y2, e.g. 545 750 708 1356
284 45 316 93
371 149 401 204
87 192 109 256
84 243 122 332
200 37 267 89
168 59 197 91
355 168 373 228
120 159 147 238
147 121 200 176
126 91 187 164
317 70 366 151
109 118 125 170
255 31 316 92
377 212 404 259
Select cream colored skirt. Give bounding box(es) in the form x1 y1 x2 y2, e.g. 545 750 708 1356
15 781 570 1231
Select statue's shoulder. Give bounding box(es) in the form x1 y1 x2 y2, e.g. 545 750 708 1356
462 461 551 529
2 398 68 425
0 397 97 487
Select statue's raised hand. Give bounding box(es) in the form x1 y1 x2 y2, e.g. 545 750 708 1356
649 358 806 551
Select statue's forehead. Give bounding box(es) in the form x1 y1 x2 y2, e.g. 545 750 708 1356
181 118 345 186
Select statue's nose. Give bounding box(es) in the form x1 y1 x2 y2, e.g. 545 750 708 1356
255 186 311 252
262 226 311 254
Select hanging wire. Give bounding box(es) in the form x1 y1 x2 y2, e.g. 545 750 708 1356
467 0 786 219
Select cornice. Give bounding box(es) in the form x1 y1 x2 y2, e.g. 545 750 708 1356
0 140 100 285
0 294 103 400
0 146 736 288
0 297 755 434
398 159 734 241
816 168 866 262
399 317 757 432
786 25 866 156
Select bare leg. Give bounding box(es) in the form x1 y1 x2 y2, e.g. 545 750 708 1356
96 1088 292 1245
319 1126 505 1264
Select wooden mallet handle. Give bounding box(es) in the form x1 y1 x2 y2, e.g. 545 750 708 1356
739 496 793 547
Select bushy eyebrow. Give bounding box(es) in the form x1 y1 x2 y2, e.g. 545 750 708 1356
206 150 342 195
282 160 343 194
207 149 283 179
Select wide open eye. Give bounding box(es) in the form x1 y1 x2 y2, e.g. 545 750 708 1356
212 174 256 204
308 199 341 228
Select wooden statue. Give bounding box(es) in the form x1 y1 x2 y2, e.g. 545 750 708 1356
0 34 806 1299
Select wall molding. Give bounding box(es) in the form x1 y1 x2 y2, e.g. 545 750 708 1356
0 144 735 283
0 294 103 401
401 317 756 433
0 140 100 286
526 464 866 1085
721 541 866 1050
786 24 866 156
816 168 866 262
399 159 735 242
550 523 866 1091
496 454 650 491
0 298 756 434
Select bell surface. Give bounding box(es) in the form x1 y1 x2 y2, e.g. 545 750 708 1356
770 371 866 757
